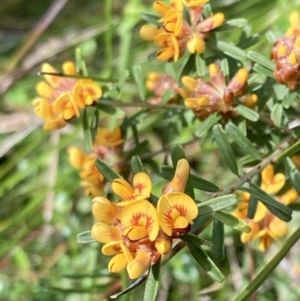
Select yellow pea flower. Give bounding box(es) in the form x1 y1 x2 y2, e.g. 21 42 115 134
157 192 198 237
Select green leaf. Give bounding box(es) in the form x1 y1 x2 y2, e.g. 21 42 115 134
90 109 100 144
221 58 229 78
284 157 300 194
213 124 239 175
277 140 300 163
126 140 149 158
131 156 145 173
180 53 196 77
170 144 186 165
195 54 206 77
82 109 92 152
198 194 237 215
132 64 146 100
226 18 248 27
282 91 298 109
233 227 300 301
140 12 160 26
226 122 261 160
189 246 225 283
181 233 213 251
247 195 259 219
96 97 117 114
143 259 160 301
247 51 276 71
147 51 157 62
234 105 259 122
241 183 292 222
271 103 283 127
196 113 221 137
212 219 225 261
76 231 96 244
253 63 274 78
215 40 247 61
95 159 122 182
213 211 251 233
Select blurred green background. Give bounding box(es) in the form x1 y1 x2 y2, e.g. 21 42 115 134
1 0 300 300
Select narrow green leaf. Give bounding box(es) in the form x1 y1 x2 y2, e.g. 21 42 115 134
96 97 117 114
126 140 149 158
198 194 237 214
271 103 283 127
282 91 298 108
221 58 229 78
241 184 292 222
90 109 100 144
82 109 92 152
181 233 213 251
76 231 96 244
234 105 259 122
212 220 225 261
215 40 247 61
213 124 239 175
189 246 225 283
226 18 248 27
111 276 147 299
95 159 122 182
234 227 300 301
196 113 221 137
180 53 196 77
132 64 146 100
247 195 258 219
284 157 300 194
226 122 261 160
253 63 274 78
161 89 176 103
140 12 160 26
147 51 157 62
131 155 145 173
144 259 160 301
170 144 186 165
195 54 206 77
247 51 276 71
277 140 300 163
213 211 251 233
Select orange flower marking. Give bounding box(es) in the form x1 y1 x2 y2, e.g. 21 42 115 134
121 201 159 241
157 192 198 237
112 172 152 205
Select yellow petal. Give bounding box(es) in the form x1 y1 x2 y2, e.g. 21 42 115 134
182 76 199 91
186 34 205 54
121 200 159 241
240 221 259 243
102 241 123 255
157 192 198 236
140 25 160 41
183 0 208 7
153 1 170 15
41 63 60 87
269 217 288 237
108 253 128 273
36 81 54 99
127 250 152 279
112 178 134 201
68 147 87 169
62 61 77 75
91 222 122 243
155 234 172 255
133 172 152 200
123 226 149 241
253 202 268 222
44 114 67 131
290 11 300 28
162 158 190 194
94 127 124 147
92 196 120 223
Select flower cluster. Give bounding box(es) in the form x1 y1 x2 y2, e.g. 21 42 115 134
181 64 257 120
140 0 225 62
234 165 298 251
146 72 180 105
91 159 198 279
271 11 300 89
33 62 102 130
68 127 124 196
